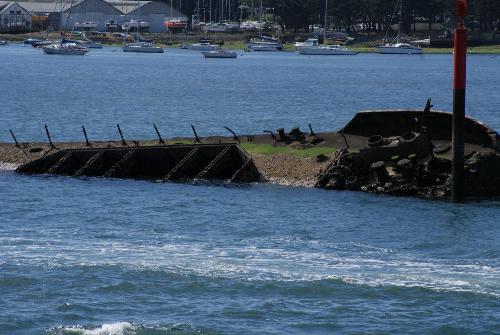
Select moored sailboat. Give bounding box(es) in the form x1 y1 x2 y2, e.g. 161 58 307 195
377 0 422 54
42 42 90 55
298 0 357 56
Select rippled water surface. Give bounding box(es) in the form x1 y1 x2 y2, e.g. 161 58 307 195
1 44 500 334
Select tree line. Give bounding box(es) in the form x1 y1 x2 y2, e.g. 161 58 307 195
167 0 500 33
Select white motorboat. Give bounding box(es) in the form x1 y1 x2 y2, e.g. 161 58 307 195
123 41 164 53
247 37 283 51
201 49 237 58
377 42 423 54
0 40 7 45
299 44 357 55
295 38 319 51
42 43 90 55
181 42 219 51
414 37 431 47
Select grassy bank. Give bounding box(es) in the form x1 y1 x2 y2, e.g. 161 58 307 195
241 143 336 158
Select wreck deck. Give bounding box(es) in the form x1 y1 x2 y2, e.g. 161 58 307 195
15 143 261 183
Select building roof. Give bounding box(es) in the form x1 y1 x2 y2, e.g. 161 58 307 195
106 0 148 14
0 1 35 15
0 1 72 14
130 0 182 16
0 0 184 16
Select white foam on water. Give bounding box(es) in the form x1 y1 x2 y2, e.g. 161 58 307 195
84 322 134 335
0 162 18 170
53 322 134 335
4 237 500 298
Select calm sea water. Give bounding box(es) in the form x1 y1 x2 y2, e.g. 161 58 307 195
1 44 500 335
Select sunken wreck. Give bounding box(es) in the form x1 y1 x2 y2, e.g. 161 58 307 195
12 104 500 200
316 107 500 198
16 143 261 184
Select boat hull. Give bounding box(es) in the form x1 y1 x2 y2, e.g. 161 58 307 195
377 46 423 54
201 51 237 58
123 45 164 53
247 43 282 51
299 47 357 55
42 46 89 55
183 43 219 51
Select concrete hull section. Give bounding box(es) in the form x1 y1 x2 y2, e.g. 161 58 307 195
16 143 261 184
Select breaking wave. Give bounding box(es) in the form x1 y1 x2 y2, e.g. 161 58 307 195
46 322 203 335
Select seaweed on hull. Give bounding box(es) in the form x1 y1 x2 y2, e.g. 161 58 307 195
316 106 500 199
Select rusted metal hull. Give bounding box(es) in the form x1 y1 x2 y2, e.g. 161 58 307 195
16 143 261 184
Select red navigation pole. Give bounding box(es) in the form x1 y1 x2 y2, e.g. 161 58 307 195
452 0 468 202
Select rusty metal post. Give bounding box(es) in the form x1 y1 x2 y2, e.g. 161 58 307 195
9 129 20 147
82 125 91 146
44 124 55 148
191 124 201 143
153 124 165 144
308 123 316 137
116 124 127 146
224 126 240 143
452 0 468 202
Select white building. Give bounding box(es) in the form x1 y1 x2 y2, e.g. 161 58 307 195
0 0 185 33
61 0 185 33
60 0 124 32
0 1 31 32
128 1 183 33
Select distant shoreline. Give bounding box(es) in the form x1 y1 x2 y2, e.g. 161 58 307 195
3 31 500 54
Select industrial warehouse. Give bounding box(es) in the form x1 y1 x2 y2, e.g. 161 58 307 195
0 0 185 33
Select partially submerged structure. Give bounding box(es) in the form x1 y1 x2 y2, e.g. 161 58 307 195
17 143 261 184
12 107 500 200
316 109 500 198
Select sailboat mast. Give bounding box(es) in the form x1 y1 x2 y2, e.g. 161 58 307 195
259 0 262 39
399 0 403 36
324 0 328 43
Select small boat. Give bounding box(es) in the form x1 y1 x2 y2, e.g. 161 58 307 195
377 42 423 54
295 38 319 51
123 41 164 53
247 36 283 51
0 40 7 45
164 17 188 31
201 48 237 58
77 39 102 49
414 37 431 47
298 0 356 56
42 43 90 55
105 20 119 31
247 2 282 51
377 0 423 55
181 41 219 51
121 20 150 31
31 40 58 48
24 38 41 45
299 44 357 55
74 21 98 30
